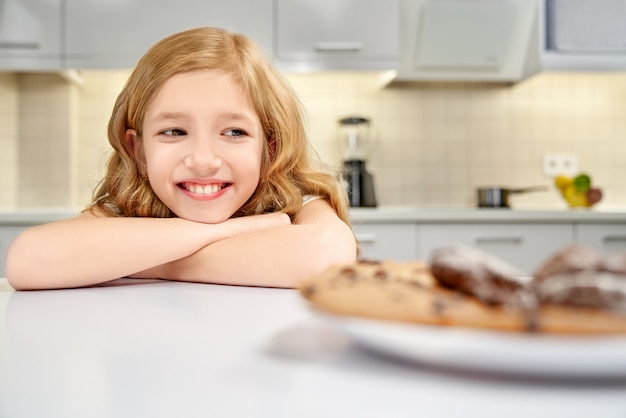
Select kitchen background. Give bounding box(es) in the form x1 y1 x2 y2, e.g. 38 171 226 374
2 0 626 212
1 69 625 210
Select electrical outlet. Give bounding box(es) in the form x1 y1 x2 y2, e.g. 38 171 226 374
542 154 578 177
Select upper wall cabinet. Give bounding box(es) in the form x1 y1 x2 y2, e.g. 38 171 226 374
541 0 626 71
274 0 400 71
0 0 62 70
64 0 273 69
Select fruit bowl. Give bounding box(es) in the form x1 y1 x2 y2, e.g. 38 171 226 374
554 173 603 208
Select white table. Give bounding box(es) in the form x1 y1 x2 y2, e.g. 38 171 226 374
1 278 625 418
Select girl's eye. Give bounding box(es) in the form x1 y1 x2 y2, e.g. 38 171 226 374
223 128 247 138
160 128 186 137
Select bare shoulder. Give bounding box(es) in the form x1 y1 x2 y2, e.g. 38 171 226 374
293 198 357 265
292 198 341 225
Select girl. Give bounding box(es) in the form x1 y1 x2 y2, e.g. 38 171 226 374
6 27 357 290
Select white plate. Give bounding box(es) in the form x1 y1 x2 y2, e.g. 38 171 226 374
316 311 626 379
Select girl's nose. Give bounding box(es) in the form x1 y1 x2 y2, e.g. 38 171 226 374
183 139 223 173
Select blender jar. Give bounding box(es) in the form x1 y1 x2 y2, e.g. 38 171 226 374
338 116 374 162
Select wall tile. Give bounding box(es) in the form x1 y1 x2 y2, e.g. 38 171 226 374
283 71 626 209
0 73 18 207
2 70 626 210
16 74 75 207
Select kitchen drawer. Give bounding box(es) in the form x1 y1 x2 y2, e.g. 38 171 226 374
419 223 574 274
575 223 626 254
352 222 417 262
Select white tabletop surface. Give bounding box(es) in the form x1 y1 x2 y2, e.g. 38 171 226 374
1 277 626 418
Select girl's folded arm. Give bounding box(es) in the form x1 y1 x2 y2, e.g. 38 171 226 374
5 211 289 290
140 199 357 288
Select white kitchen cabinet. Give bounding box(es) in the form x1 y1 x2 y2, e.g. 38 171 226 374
0 225 28 277
418 223 574 275
64 0 273 69
275 0 400 71
352 222 417 262
540 0 626 71
0 0 62 70
575 223 626 254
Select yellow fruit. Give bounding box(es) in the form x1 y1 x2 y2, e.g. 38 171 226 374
554 175 572 190
562 185 588 207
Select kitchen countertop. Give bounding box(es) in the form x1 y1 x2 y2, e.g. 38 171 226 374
1 277 625 418
1 206 626 225
349 206 626 223
0 208 80 224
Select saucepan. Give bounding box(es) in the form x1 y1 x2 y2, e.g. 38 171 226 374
477 186 548 208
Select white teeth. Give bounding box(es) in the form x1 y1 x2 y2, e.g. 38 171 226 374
184 183 223 195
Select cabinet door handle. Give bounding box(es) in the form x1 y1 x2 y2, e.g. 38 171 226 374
315 42 363 52
603 235 626 243
0 42 40 50
474 236 523 244
355 233 377 243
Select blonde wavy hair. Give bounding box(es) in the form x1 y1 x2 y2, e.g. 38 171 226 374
90 26 350 225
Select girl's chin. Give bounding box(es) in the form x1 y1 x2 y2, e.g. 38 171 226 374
177 211 233 224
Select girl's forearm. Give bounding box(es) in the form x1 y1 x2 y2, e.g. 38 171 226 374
148 220 356 288
6 213 289 290
5 217 217 290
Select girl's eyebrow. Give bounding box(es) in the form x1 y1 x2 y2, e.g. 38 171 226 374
217 112 256 123
149 111 255 123
150 111 188 122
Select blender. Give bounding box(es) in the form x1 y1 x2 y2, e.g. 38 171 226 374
338 116 377 207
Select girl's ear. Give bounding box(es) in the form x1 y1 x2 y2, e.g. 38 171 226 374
126 129 147 174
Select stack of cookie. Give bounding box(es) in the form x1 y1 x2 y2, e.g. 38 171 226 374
299 244 626 334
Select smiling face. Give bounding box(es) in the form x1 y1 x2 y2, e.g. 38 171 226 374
128 70 265 223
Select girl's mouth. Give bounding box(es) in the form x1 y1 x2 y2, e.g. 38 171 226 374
178 182 231 196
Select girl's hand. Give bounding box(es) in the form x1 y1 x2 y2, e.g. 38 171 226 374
224 212 291 233
217 212 291 237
